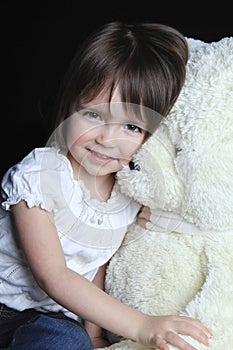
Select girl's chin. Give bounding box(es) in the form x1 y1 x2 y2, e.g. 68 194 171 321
95 162 125 177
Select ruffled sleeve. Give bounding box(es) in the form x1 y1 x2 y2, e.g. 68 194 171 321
1 148 58 212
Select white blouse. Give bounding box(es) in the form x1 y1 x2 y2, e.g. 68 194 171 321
0 147 140 320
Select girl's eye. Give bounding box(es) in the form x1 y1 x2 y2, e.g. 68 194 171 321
82 111 101 120
125 124 142 133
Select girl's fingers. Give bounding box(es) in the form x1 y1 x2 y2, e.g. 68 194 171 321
137 206 151 228
155 336 169 350
165 331 198 350
164 317 211 349
177 317 212 340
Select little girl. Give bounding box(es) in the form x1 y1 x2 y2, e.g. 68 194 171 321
0 21 211 350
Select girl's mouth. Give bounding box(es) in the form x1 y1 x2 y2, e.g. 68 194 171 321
88 149 116 162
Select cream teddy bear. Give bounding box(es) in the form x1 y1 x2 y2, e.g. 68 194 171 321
96 36 233 350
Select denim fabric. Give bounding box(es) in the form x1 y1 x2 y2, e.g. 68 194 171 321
0 304 94 350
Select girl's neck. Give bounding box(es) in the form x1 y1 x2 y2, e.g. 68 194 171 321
86 174 116 202
67 153 116 202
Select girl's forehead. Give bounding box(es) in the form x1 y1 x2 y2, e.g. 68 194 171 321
83 86 150 124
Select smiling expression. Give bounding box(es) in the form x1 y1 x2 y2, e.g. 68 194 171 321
66 88 148 182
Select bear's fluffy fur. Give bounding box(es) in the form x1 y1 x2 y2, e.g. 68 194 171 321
96 36 233 350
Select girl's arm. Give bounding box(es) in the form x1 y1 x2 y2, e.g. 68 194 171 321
12 201 211 350
84 263 111 348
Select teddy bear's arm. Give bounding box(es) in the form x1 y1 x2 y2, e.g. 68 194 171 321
174 233 233 350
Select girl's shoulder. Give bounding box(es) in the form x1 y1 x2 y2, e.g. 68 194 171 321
2 147 71 177
1 147 71 211
12 147 66 169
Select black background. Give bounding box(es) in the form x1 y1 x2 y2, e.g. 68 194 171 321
4 1 233 179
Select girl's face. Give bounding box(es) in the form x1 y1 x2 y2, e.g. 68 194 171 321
66 87 147 180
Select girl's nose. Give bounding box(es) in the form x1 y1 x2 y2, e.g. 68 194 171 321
95 124 119 146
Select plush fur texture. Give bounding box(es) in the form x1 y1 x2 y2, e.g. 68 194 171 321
95 36 233 350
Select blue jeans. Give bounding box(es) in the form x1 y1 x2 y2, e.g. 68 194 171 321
0 304 94 349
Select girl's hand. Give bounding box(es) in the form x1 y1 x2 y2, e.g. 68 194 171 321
90 336 110 349
136 314 211 350
137 206 151 228
12 202 211 350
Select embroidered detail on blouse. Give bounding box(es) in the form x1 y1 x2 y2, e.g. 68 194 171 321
0 147 141 318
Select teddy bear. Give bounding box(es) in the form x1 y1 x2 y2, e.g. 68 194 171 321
96 35 233 350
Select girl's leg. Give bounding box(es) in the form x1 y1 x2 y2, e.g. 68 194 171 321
0 303 39 348
0 306 94 350
8 313 94 350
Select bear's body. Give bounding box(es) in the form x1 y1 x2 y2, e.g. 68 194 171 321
96 37 233 350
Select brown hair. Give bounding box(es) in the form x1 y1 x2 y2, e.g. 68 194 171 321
53 21 189 146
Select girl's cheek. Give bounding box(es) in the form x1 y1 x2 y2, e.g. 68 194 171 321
124 140 143 157
67 131 88 149
66 119 89 149
119 145 140 166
